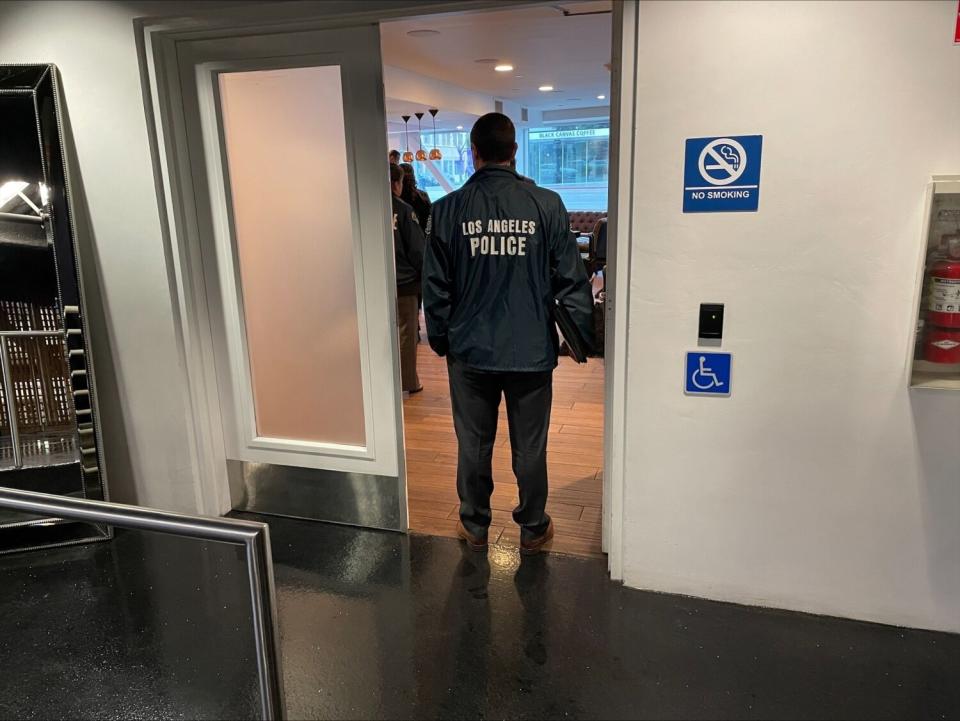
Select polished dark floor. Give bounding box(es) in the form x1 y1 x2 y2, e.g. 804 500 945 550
0 529 259 719
0 513 958 720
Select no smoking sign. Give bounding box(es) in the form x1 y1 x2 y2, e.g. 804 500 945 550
683 135 763 213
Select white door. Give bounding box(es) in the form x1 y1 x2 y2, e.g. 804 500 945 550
172 25 405 521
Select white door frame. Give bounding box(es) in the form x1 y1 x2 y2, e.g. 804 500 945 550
603 0 638 581
137 0 638 578
138 14 410 521
191 45 397 474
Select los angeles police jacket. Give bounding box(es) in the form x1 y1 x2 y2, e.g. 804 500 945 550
422 165 595 372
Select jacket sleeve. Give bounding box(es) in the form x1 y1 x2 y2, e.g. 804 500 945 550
549 199 596 350
421 209 452 357
402 205 425 274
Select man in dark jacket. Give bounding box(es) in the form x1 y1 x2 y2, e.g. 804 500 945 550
390 163 425 395
422 113 594 555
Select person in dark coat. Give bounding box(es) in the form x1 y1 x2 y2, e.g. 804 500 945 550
390 162 425 395
422 113 594 555
400 162 432 230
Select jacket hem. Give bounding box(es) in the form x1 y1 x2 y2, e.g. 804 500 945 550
451 359 559 373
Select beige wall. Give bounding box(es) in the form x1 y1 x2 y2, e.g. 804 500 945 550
622 0 960 632
0 0 442 512
0 1 231 511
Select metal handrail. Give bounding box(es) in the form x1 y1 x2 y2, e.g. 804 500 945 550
0 211 43 225
0 330 65 337
0 487 285 719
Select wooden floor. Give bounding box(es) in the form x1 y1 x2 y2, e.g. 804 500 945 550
402 333 605 558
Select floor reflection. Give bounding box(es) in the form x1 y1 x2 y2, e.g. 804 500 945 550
0 529 259 719
0 512 957 720
0 431 78 470
252 513 960 721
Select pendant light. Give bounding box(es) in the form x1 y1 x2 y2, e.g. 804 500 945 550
401 115 414 163
428 109 442 160
415 112 427 161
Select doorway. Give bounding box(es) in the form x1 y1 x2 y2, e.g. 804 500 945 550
141 0 630 570
381 3 613 557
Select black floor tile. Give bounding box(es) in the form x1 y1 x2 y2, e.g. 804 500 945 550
0 511 957 720
0 529 260 719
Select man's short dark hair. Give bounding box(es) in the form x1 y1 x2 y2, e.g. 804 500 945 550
389 149 400 160
470 112 516 163
389 162 404 184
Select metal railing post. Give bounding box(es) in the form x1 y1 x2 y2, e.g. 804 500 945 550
246 525 286 720
0 337 22 469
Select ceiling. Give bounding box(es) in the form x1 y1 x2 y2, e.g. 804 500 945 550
380 1 612 114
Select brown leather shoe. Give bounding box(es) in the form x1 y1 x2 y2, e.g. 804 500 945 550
456 521 488 551
520 519 555 555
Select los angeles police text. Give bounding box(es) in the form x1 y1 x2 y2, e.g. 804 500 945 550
462 218 537 257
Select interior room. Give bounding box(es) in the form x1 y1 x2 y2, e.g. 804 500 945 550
0 1 959 718
380 2 613 556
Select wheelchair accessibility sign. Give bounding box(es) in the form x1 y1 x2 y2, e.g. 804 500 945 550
685 352 732 396
683 135 763 213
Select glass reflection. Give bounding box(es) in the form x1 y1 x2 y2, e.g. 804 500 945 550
0 183 80 477
0 65 104 543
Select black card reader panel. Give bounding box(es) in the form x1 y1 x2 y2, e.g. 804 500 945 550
699 303 724 340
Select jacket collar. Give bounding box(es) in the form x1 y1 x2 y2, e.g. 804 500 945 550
465 164 521 185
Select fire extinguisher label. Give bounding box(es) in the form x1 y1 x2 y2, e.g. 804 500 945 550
930 277 960 313
931 340 960 350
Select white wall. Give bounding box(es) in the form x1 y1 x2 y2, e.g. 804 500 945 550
622 0 960 632
0 0 454 514
0 1 233 512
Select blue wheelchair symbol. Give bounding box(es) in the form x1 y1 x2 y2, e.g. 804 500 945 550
685 352 731 396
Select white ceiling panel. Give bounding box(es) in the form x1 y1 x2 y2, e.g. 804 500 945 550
381 2 612 113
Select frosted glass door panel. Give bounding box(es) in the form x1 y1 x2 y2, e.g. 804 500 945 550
219 67 365 447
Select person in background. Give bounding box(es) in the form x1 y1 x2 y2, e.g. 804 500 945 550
389 149 401 165
400 162 432 230
390 162 425 396
422 113 594 555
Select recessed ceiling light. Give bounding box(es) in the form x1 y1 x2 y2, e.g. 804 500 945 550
538 85 554 92
456 125 463 130
494 64 514 72
474 58 499 64
406 29 439 37
597 94 606 100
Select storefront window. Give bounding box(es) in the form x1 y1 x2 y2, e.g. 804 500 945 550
386 122 609 210
525 124 609 210
387 130 474 202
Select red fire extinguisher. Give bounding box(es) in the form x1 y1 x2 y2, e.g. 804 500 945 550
924 236 960 363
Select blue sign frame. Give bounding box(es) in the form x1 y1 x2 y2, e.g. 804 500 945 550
683 135 763 213
685 352 732 396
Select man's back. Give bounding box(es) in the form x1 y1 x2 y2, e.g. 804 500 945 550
423 165 592 372
422 111 593 555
